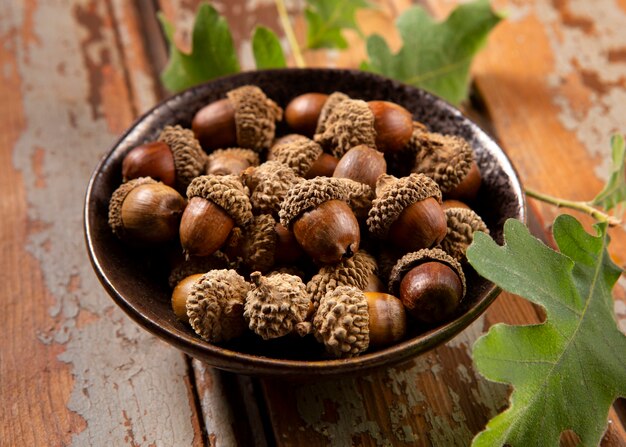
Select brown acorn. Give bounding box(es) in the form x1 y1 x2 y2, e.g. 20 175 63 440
108 177 186 244
192 85 283 151
410 130 481 201
313 285 406 358
367 174 446 253
171 273 204 322
332 145 387 189
285 93 329 136
270 135 339 178
122 141 176 187
279 177 360 264
206 148 260 176
179 175 252 257
388 248 466 324
157 125 207 192
367 101 413 153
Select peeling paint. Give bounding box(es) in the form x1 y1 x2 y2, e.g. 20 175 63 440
6 0 197 445
514 0 626 180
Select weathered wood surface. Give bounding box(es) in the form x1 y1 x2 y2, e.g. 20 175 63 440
3 0 626 446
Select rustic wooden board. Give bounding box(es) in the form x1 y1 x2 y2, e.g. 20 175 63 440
0 1 211 445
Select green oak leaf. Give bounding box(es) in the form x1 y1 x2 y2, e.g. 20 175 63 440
159 3 240 93
467 216 626 447
305 0 370 50
361 0 502 104
592 134 626 212
252 26 287 69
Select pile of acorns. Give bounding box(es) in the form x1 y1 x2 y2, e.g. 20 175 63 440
108 85 489 359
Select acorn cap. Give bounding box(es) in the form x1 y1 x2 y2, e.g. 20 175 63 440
271 136 323 176
207 147 260 167
306 250 378 310
367 173 442 239
168 250 232 288
315 91 350 135
439 207 489 262
242 161 302 215
186 269 250 342
227 85 283 151
388 248 466 299
410 131 473 194
158 125 207 192
108 176 157 238
244 214 278 273
314 99 376 158
244 272 310 340
186 174 253 227
278 177 348 228
313 285 369 358
329 177 374 219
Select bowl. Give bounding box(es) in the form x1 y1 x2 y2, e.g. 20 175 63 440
84 69 525 377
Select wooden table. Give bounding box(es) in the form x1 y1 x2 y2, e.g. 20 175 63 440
2 0 625 445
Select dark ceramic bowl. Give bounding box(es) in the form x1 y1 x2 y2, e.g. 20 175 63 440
84 69 525 377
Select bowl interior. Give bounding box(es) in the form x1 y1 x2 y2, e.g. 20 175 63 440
84 69 525 377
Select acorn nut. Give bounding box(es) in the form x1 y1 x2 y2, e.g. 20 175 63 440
244 272 311 340
179 175 252 257
171 273 204 322
410 130 481 202
206 148 260 176
279 177 360 264
367 101 413 153
108 177 186 244
192 85 283 151
285 93 329 136
186 269 250 342
367 174 446 253
270 135 339 178
313 285 406 358
332 145 387 189
388 248 466 324
122 141 176 187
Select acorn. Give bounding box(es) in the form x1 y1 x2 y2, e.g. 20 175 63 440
270 135 339 178
192 85 283 151
439 207 489 262
206 148 260 176
244 272 311 340
306 250 380 309
171 273 204 322
108 177 186 244
367 101 413 153
313 285 406 358
122 141 176 187
314 98 377 158
367 174 446 253
179 175 253 257
314 91 350 135
279 177 360 264
241 161 302 216
388 248 466 325
186 269 250 342
410 131 481 201
157 125 207 192
384 121 429 177
285 93 329 136
332 145 387 189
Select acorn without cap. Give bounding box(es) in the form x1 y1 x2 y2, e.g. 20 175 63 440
367 174 447 253
186 269 250 342
179 175 253 257
244 272 311 340
388 248 466 325
108 177 186 244
333 145 387 189
279 177 360 264
192 85 283 151
313 285 406 358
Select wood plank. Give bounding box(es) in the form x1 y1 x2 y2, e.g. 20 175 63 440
0 1 206 445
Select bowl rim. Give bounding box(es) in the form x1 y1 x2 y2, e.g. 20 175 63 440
84 68 526 376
